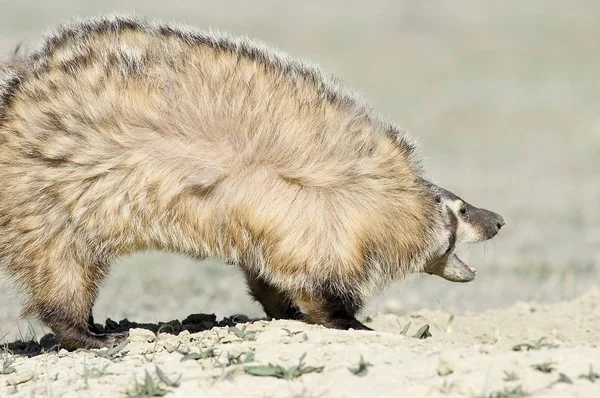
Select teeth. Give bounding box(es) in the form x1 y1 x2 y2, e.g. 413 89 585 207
469 266 477 273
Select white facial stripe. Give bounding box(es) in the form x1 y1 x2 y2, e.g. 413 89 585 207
444 199 482 245
447 199 462 214
433 226 453 258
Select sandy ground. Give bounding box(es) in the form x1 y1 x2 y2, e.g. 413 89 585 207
0 1 599 397
1 289 598 397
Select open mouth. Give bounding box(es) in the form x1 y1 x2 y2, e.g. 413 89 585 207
422 250 477 283
418 194 502 283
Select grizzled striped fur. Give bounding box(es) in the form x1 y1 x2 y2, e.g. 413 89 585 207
0 14 448 349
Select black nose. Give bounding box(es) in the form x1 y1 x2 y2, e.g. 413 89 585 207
496 215 505 230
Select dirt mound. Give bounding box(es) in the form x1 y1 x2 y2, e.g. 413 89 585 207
1 289 598 397
4 313 252 358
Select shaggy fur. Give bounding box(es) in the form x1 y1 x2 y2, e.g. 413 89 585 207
0 14 448 349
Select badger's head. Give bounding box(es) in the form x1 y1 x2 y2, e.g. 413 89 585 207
421 180 505 283
433 185 505 244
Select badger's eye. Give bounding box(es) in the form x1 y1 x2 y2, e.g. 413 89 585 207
459 205 467 215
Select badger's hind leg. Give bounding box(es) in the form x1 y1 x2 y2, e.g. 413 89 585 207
244 270 303 320
19 255 126 351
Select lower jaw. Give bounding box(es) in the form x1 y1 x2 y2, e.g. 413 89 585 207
422 253 477 283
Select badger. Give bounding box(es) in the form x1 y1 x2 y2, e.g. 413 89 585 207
0 15 503 350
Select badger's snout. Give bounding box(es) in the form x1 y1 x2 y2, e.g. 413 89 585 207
477 209 505 239
493 213 506 230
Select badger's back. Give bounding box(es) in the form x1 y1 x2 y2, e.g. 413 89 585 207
0 15 441 296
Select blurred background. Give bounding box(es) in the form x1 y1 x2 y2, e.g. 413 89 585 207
0 1 598 340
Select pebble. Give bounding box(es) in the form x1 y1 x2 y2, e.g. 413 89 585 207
178 330 191 342
128 328 156 343
161 339 180 353
6 371 34 386
437 359 454 376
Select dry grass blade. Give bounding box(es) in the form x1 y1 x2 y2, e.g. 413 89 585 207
413 324 432 339
0 347 16 375
281 328 303 337
179 347 216 362
231 351 255 365
531 361 555 373
503 370 519 382
244 353 323 380
94 338 129 359
244 364 288 378
555 373 573 384
578 365 599 383
476 385 529 398
155 366 181 388
127 371 168 398
82 363 109 389
512 337 557 352
229 326 256 341
400 322 411 336
216 350 256 368
348 356 372 377
446 315 455 334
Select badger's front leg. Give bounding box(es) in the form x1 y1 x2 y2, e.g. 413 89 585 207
243 269 303 320
245 268 371 330
293 291 373 331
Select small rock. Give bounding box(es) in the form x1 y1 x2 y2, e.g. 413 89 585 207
161 339 180 353
178 330 191 341
125 342 153 356
58 348 69 358
437 359 454 377
128 328 156 343
253 320 270 328
6 371 34 386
